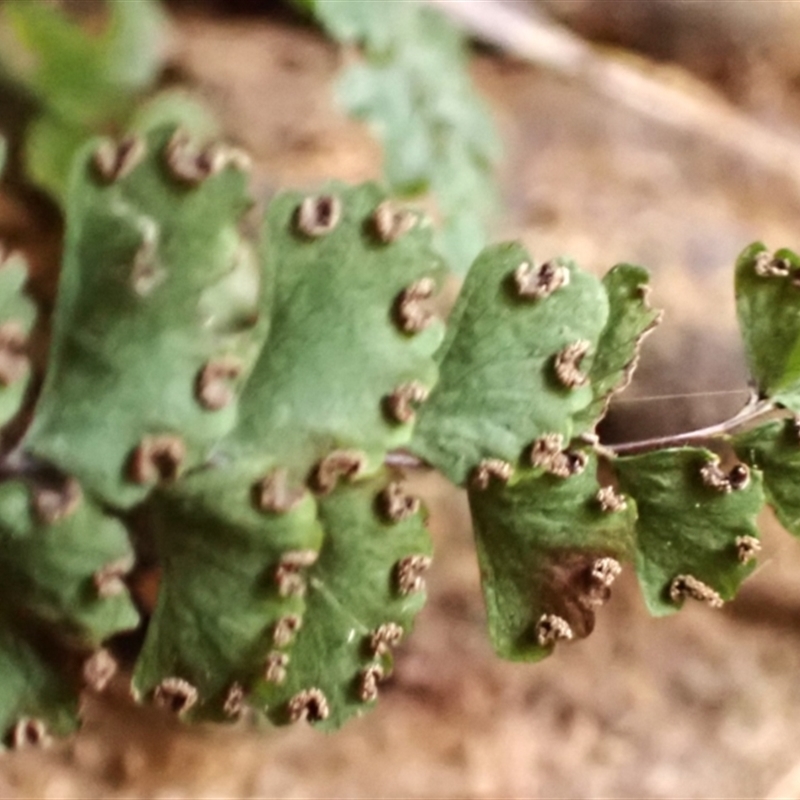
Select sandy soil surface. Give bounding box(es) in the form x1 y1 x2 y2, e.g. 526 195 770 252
6 4 800 798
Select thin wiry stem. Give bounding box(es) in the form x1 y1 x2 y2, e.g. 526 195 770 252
384 395 778 469
609 397 776 456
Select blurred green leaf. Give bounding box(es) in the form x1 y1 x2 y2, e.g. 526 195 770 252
0 0 168 201
298 0 387 44
0 132 36 429
25 126 262 508
23 113 87 202
0 478 138 743
1 0 166 125
0 254 36 430
306 0 501 273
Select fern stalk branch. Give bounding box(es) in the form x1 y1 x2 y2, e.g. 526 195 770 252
608 398 775 455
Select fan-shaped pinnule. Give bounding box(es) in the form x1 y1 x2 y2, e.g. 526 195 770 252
131 458 323 722
571 263 662 433
735 242 800 411
219 182 447 485
0 479 139 747
23 124 263 509
410 242 609 485
614 448 764 616
252 473 431 730
468 450 635 661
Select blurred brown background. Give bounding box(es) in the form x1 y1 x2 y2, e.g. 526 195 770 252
6 1 800 797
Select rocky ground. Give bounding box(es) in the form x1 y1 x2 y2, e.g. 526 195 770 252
6 2 800 797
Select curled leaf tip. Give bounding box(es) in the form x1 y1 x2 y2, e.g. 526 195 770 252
536 614 573 647
287 688 329 723
669 574 723 609
513 260 570 300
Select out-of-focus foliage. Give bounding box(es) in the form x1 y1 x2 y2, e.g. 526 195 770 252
296 0 502 274
0 0 215 203
0 0 167 199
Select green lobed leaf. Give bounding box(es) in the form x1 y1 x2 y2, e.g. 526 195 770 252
23 114 88 205
468 452 636 661
0 478 139 743
572 264 661 432
0 624 79 748
221 182 446 483
1 0 166 126
615 448 764 617
253 474 432 730
734 418 800 536
24 125 263 508
289 0 316 13
298 0 388 45
0 480 139 639
309 0 501 273
410 242 609 485
24 87 215 204
735 242 800 410
132 459 324 721
0 0 167 201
